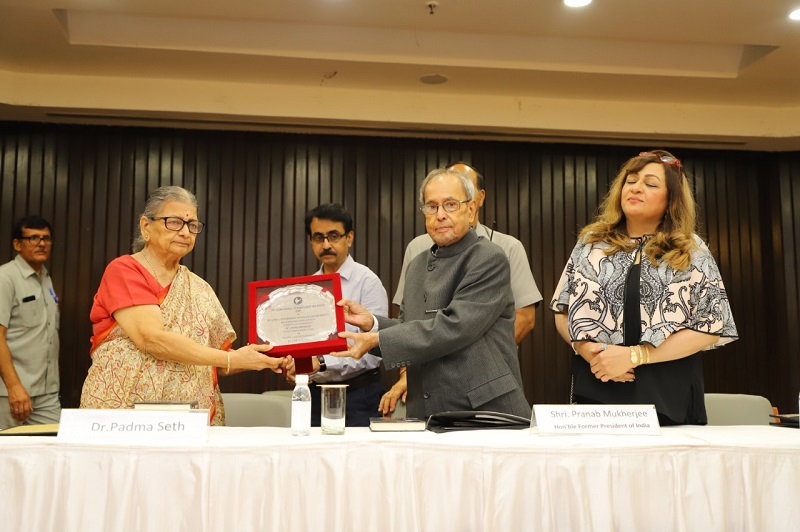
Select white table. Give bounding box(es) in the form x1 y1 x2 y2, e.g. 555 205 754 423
1 426 798 531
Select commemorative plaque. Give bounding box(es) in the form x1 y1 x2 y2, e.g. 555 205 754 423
249 273 347 374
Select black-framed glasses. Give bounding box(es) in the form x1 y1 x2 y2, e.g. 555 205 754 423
420 199 469 216
149 216 205 234
17 235 52 245
639 152 682 168
310 232 346 244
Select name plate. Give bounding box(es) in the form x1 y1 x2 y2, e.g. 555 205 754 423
533 404 660 435
57 409 209 444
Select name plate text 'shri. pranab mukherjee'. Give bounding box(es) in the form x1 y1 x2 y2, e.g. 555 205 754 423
533 404 661 435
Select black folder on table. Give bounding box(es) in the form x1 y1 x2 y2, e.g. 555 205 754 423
769 413 799 429
426 410 531 433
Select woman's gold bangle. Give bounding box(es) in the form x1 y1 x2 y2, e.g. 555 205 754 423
629 346 640 367
631 344 651 367
226 351 231 374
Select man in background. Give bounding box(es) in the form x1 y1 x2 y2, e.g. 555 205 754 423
0 215 61 429
287 203 388 426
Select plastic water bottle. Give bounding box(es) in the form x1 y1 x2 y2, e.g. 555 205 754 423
291 374 311 436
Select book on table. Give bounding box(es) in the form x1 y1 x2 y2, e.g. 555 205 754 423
133 401 199 411
0 423 59 436
369 417 426 432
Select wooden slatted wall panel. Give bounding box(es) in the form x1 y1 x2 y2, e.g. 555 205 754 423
777 155 800 412
0 122 797 412
689 154 770 400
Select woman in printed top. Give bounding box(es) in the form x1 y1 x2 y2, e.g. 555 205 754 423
80 186 285 425
550 150 738 425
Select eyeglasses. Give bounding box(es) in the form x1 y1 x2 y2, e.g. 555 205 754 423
18 235 52 245
310 232 346 244
639 152 682 168
149 216 205 234
420 199 469 216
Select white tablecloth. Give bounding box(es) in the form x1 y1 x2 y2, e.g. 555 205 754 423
1 425 798 531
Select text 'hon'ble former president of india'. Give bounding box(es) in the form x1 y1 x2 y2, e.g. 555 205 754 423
551 150 738 426
329 168 531 420
80 186 285 425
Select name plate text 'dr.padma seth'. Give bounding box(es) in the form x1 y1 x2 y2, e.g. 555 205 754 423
57 409 209 444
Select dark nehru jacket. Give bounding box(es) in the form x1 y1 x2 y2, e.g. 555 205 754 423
378 229 531 419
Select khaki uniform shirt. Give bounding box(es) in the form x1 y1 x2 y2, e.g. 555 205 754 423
0 255 60 396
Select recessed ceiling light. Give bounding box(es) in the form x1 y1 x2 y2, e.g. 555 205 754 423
564 0 592 7
420 74 448 85
790 8 800 21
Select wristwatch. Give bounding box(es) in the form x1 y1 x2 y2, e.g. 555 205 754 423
317 355 327 372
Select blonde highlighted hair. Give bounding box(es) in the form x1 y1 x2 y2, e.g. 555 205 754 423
579 150 698 271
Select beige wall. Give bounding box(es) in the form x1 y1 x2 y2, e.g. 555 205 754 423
3 69 800 151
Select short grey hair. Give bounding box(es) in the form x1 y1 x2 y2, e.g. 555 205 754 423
418 168 475 205
132 186 198 252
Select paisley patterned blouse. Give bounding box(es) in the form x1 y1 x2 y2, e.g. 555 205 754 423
550 234 738 424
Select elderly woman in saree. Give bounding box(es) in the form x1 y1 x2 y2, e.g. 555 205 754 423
80 186 284 425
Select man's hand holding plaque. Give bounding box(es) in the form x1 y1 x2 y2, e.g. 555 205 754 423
331 331 379 361
337 298 374 332
327 298 379 361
